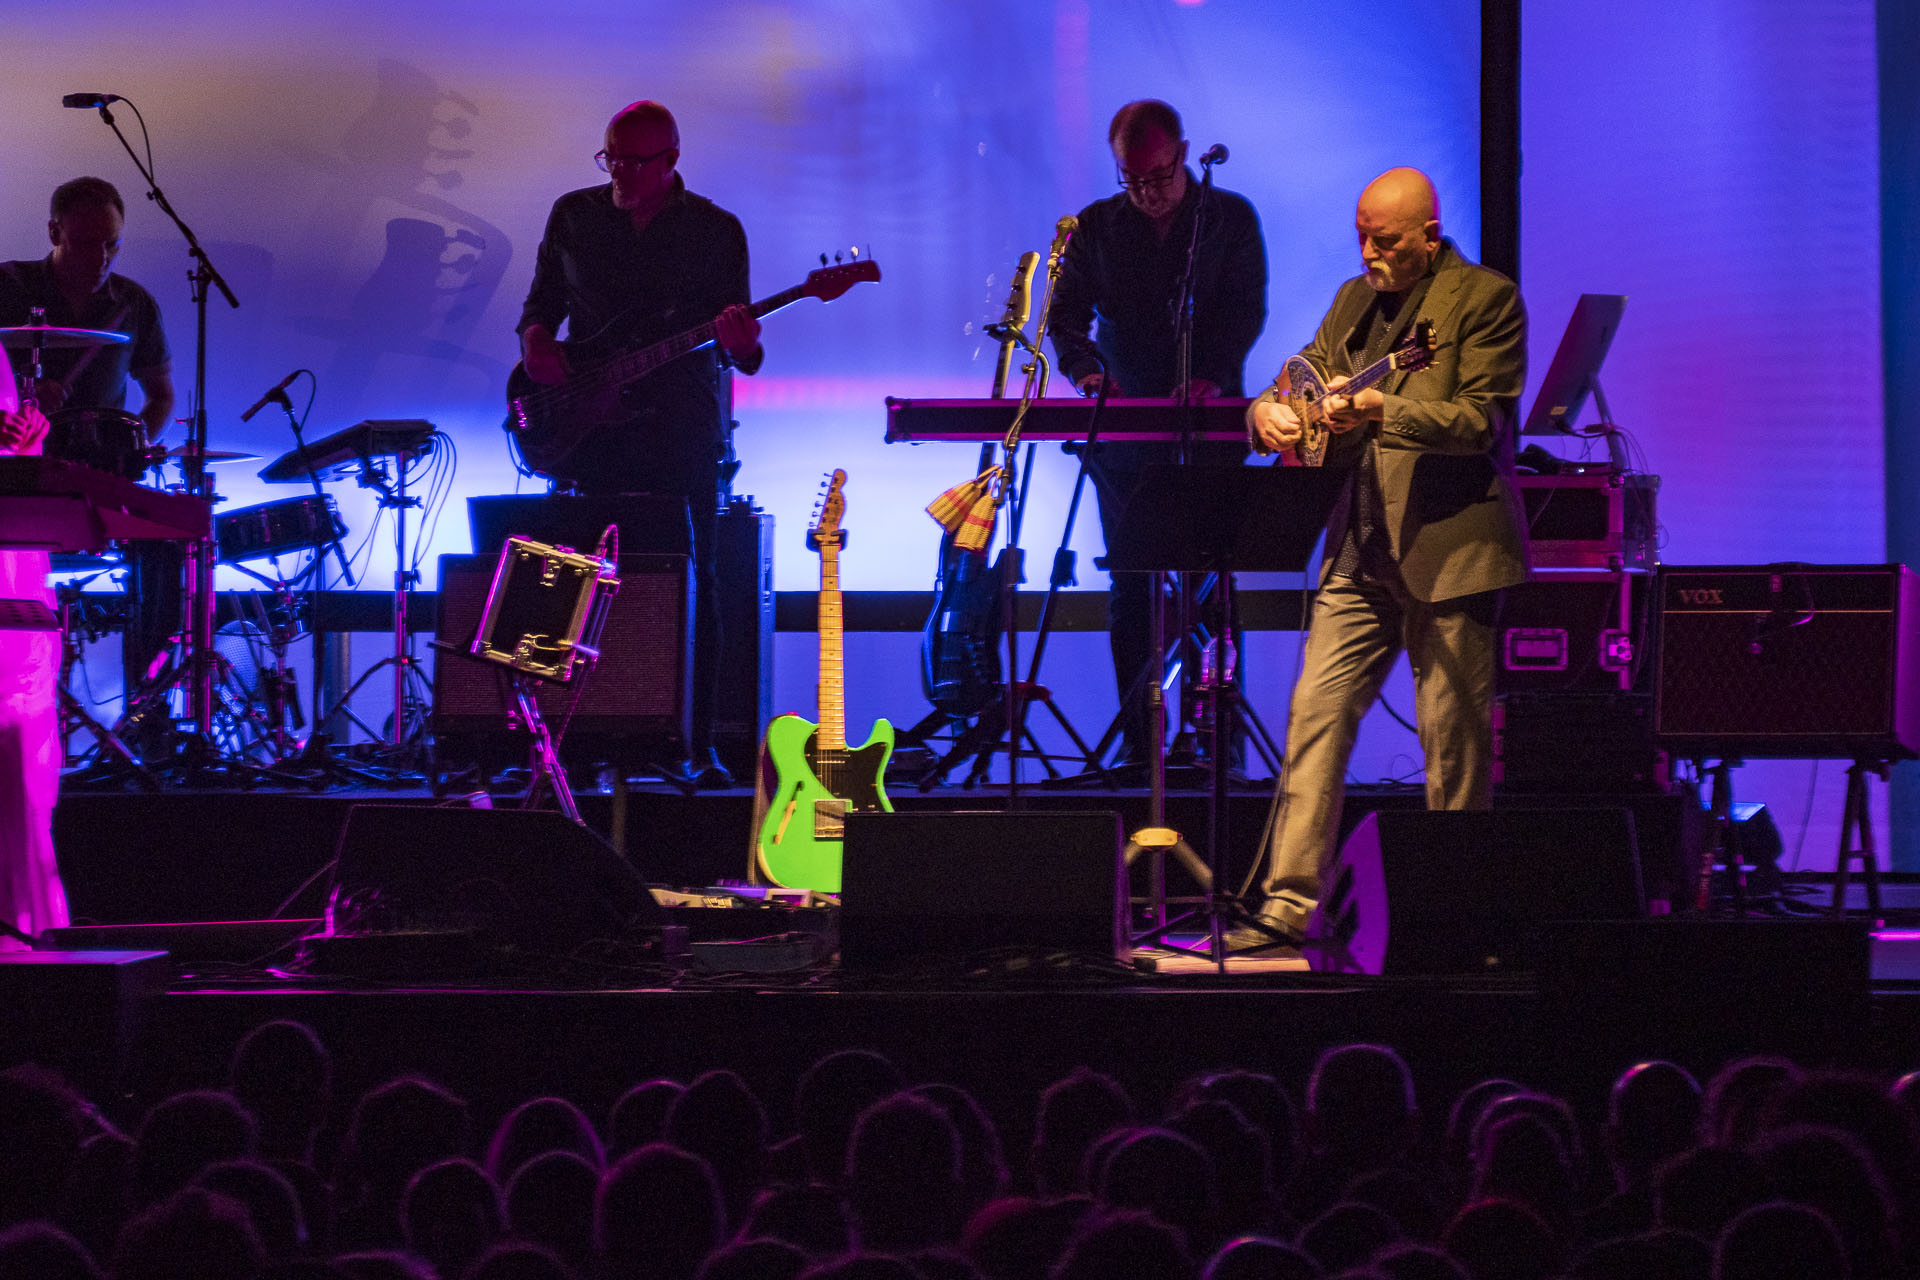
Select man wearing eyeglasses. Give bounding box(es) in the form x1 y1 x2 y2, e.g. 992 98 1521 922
517 100 762 787
1048 99 1268 769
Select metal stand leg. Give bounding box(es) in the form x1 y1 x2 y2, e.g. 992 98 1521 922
1693 759 1748 915
1123 569 1210 951
58 688 159 791
513 675 581 826
1830 760 1886 921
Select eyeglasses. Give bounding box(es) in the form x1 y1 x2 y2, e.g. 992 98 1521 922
1116 159 1183 193
595 145 676 173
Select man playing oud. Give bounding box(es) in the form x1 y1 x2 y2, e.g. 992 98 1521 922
518 101 763 787
1236 168 1528 956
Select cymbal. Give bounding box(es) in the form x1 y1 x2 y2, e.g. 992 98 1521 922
49 551 121 572
0 324 131 350
164 445 260 464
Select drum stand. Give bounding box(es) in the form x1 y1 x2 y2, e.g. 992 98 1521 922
53 579 158 790
313 450 434 773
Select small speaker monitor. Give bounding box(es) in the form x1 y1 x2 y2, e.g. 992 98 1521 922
839 811 1125 970
326 805 660 954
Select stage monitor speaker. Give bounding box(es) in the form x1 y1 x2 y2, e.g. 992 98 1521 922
432 552 692 747
324 804 661 954
712 501 774 778
839 811 1125 970
1304 808 1645 975
1654 564 1920 759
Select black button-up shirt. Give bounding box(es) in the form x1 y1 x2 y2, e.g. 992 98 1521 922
1047 173 1267 397
518 178 755 484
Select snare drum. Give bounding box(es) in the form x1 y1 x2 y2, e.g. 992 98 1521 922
46 406 154 478
215 494 346 563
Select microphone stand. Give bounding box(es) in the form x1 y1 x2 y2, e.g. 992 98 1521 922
85 98 239 745
1164 152 1221 769
269 390 357 589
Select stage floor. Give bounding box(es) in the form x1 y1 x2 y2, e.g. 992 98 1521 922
19 780 1919 1131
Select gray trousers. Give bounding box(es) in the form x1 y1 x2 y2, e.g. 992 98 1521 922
1257 571 1500 931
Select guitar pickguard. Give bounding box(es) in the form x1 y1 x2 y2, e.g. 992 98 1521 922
755 715 895 894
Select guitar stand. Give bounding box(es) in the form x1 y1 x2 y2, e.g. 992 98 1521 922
902 681 1111 791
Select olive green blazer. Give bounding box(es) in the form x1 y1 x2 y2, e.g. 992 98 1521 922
1250 240 1530 603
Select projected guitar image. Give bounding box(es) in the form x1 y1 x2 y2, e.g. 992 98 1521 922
505 259 881 476
1279 319 1436 466
756 469 894 894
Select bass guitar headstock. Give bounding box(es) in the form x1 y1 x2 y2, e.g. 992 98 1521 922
806 468 848 552
803 252 882 303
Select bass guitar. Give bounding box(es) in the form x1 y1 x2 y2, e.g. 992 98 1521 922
506 260 881 476
756 469 894 893
1279 319 1436 466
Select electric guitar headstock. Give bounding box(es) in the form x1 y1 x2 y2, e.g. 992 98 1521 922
806 468 848 552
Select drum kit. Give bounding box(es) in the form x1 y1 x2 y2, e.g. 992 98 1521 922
3 315 415 787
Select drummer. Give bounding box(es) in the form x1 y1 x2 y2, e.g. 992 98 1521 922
0 176 174 441
3 177 178 700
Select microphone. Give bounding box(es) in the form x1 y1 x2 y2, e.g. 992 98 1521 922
1046 215 1078 273
985 250 1040 340
240 369 302 422
1200 143 1229 167
61 93 122 109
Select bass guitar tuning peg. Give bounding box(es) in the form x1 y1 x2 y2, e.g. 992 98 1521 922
819 252 829 266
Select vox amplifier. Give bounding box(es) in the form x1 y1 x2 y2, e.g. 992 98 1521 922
1654 564 1920 759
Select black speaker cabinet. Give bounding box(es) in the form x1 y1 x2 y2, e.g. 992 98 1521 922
1535 919 1872 1063
465 493 691 558
1654 564 1920 758
324 804 660 953
433 552 693 751
712 502 774 778
1304 808 1645 975
839 811 1125 970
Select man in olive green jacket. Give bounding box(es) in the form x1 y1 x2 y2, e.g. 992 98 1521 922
1236 168 1528 955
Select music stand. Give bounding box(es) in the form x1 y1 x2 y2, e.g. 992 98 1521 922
1105 463 1344 969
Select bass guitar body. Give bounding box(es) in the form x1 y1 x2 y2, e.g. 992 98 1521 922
504 321 655 477
921 529 1003 717
756 713 894 894
506 260 882 478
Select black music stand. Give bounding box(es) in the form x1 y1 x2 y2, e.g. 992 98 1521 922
1106 463 1344 968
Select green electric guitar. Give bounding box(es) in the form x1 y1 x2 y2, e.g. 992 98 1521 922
755 469 894 893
